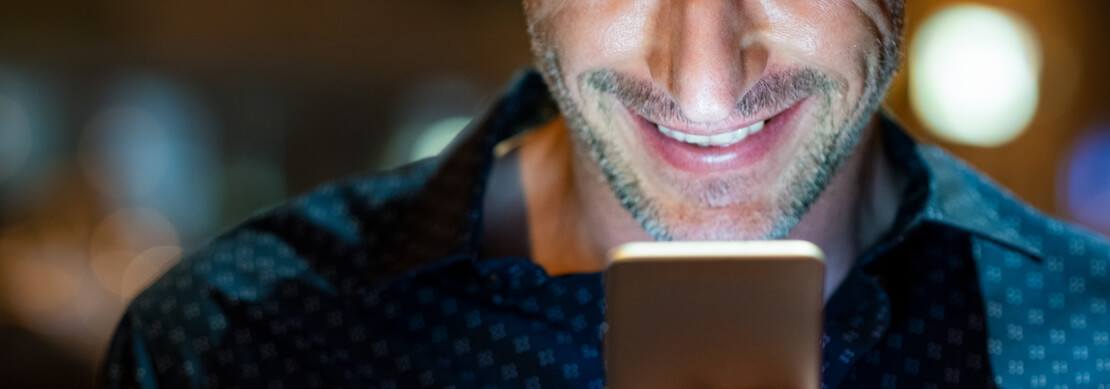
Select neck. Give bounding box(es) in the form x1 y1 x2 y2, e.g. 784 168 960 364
784 117 903 299
485 116 902 297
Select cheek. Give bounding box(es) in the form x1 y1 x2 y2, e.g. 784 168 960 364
598 2 655 58
535 2 654 86
766 2 885 104
768 2 879 64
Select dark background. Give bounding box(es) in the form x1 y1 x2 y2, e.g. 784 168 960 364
1 1 1108 386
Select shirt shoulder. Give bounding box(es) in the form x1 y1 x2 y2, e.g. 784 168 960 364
918 145 1110 386
166 157 442 302
100 69 561 387
101 159 446 387
918 144 1110 262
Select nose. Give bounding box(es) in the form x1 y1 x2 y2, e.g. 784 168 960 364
652 0 761 124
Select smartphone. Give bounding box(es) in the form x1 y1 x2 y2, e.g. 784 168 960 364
604 241 825 389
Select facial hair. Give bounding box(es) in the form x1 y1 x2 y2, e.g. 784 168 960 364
528 25 902 241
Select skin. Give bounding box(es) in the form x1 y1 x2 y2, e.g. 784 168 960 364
485 1 906 299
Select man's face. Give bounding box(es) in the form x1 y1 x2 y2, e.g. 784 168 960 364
525 1 903 240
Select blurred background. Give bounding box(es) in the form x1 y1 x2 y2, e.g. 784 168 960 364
0 0 1107 386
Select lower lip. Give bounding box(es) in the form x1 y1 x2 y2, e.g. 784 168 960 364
632 100 806 173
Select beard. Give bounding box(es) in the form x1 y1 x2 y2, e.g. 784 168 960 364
528 36 901 241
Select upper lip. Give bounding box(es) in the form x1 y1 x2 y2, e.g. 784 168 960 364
630 97 806 136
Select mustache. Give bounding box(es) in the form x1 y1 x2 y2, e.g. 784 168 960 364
582 68 840 126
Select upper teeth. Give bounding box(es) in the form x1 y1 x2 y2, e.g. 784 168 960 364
657 121 766 147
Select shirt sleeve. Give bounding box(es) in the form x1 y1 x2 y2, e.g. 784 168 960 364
99 311 161 389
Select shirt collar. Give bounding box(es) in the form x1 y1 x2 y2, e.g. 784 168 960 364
865 114 1048 264
906 129 1049 261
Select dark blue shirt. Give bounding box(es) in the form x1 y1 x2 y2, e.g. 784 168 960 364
102 71 1110 388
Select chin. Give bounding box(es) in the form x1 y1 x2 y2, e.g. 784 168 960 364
665 221 779 241
653 200 786 241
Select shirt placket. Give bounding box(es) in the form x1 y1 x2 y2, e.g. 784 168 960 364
821 270 893 389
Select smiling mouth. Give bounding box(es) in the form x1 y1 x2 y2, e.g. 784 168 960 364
637 95 801 150
655 120 767 148
626 97 811 172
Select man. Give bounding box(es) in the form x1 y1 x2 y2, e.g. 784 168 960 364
103 1 1110 388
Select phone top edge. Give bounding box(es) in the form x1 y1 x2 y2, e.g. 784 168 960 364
608 240 825 263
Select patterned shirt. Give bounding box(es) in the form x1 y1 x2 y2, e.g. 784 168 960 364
102 70 1110 388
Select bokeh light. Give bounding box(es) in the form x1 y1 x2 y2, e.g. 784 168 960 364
910 4 1042 147
381 77 482 167
1061 129 1110 234
0 69 61 206
80 76 221 239
0 245 83 334
121 246 182 301
88 208 179 299
410 116 472 160
0 95 32 185
89 208 180 257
